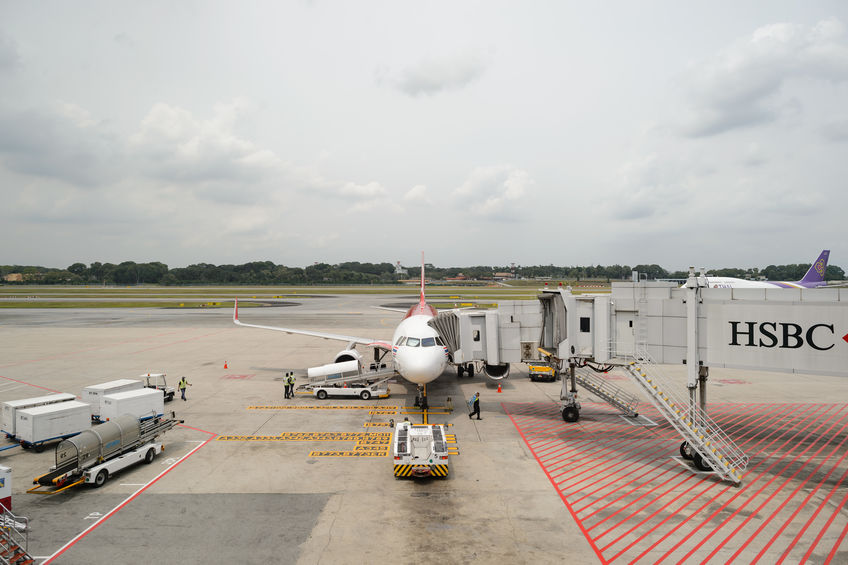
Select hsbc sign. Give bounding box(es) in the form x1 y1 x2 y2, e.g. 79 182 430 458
706 303 848 377
728 322 838 351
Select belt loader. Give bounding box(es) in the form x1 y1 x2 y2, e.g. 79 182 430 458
392 421 449 478
29 412 182 493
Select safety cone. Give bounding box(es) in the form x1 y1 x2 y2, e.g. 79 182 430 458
497 383 502 393
224 361 228 369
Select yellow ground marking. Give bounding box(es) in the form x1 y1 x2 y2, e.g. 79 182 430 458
216 432 390 442
309 451 386 457
248 405 400 410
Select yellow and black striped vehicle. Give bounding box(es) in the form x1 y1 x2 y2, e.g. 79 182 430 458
392 422 449 478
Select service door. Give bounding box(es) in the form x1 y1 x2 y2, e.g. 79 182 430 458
615 312 636 357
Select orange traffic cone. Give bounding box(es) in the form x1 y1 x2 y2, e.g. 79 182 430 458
497 383 502 393
224 361 228 369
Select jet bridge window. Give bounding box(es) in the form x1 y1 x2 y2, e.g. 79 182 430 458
422 337 436 347
473 330 480 342
580 317 591 333
406 337 420 347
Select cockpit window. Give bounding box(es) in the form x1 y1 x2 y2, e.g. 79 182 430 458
422 337 436 347
435 336 445 346
395 336 405 346
405 337 420 347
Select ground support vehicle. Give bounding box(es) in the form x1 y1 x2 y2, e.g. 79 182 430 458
392 421 449 478
100 388 164 422
82 379 143 421
298 360 395 400
528 364 558 382
29 412 181 493
141 373 176 402
2 393 76 438
15 401 91 452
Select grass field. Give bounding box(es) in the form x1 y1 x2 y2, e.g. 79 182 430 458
0 282 610 308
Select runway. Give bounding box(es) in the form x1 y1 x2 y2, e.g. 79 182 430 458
0 295 846 563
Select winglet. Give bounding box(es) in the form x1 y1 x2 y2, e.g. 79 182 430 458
799 250 830 284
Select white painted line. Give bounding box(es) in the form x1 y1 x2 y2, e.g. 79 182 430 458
42 439 210 564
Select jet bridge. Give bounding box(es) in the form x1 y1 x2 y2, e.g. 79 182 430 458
429 271 848 484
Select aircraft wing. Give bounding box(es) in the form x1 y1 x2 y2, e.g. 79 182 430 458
233 299 391 350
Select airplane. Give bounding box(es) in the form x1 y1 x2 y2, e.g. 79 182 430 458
695 250 831 289
233 256 475 408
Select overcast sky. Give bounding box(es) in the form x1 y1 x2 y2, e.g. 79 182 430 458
1 2 846 271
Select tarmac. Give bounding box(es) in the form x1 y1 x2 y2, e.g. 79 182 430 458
0 293 846 564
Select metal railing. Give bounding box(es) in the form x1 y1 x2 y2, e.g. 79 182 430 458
622 347 748 484
0 508 30 565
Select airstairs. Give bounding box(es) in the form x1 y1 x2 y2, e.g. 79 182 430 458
622 348 748 484
0 509 32 565
573 366 640 418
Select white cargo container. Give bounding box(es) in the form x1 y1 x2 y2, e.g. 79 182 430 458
15 401 91 447
82 379 143 419
2 393 76 437
100 388 164 422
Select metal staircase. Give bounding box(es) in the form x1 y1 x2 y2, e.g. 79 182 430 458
0 509 32 565
622 349 748 484
574 366 640 417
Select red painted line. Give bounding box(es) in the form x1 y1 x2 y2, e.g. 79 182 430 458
756 413 848 563
566 403 747 498
42 432 216 564
777 454 848 563
586 400 768 519
706 409 848 562
571 403 757 509
0 374 64 394
626 402 826 564
824 502 848 565
552 434 661 484
600 403 788 560
671 404 844 564
504 403 607 564
800 467 848 563
584 406 753 524
605 404 786 561
594 465 684 541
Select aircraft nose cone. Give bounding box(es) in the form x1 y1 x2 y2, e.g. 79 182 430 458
397 349 446 384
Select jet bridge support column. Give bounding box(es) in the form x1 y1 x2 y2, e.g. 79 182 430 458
560 362 580 422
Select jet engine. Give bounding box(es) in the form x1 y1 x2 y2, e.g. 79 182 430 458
333 349 362 365
483 363 510 380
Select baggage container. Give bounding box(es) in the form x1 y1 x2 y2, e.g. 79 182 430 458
15 401 91 446
100 388 164 422
2 393 76 437
82 380 143 418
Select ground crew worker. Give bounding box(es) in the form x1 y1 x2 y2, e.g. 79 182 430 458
469 392 481 420
283 372 290 399
287 373 296 399
179 376 191 401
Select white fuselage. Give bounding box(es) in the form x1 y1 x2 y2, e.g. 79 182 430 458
391 314 449 385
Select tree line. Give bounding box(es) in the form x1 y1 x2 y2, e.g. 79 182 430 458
1 260 844 285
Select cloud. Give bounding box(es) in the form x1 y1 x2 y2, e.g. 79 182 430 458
382 50 488 96
0 105 123 187
128 100 285 203
821 117 848 142
679 18 848 137
404 184 431 204
0 31 20 71
453 165 532 218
